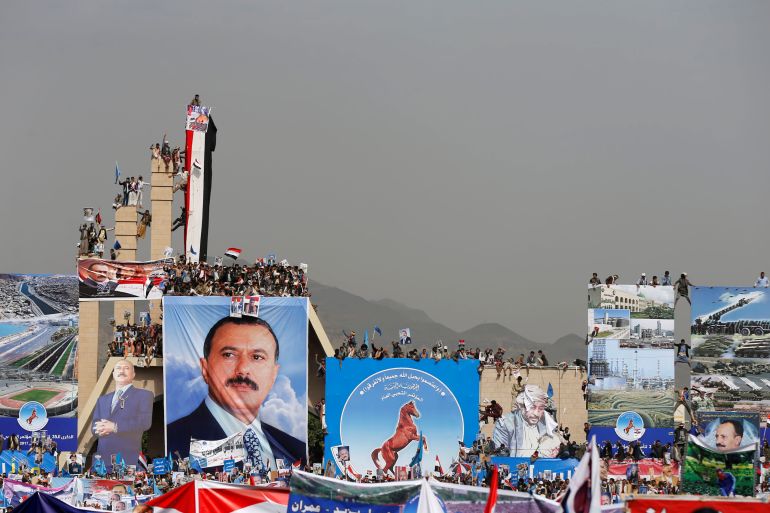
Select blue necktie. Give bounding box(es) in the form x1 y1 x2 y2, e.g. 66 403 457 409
243 428 265 473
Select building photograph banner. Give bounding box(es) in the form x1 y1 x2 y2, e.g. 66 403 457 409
588 285 675 320
163 296 308 469
0 274 78 453
324 359 478 478
690 287 770 413
77 258 167 300
681 434 757 496
586 283 675 466
587 339 675 428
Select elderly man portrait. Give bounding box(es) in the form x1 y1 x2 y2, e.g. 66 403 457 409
493 384 562 457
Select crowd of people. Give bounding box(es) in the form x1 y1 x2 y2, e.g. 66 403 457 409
78 209 114 258
115 176 147 210
588 270 770 302
590 272 677 287
109 321 163 365
589 272 694 303
323 335 584 378
160 258 309 297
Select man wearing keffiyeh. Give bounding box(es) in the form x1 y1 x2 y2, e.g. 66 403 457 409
492 384 563 458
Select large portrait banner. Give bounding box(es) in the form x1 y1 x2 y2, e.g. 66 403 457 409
681 434 757 496
324 359 479 478
163 296 308 472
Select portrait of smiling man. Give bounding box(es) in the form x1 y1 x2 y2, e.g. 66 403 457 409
166 313 306 470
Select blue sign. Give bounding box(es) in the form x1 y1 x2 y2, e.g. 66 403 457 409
0 419 77 451
152 458 168 474
223 459 235 472
325 359 479 477
490 457 579 480
589 426 673 451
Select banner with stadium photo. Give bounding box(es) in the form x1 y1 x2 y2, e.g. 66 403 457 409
689 287 770 412
0 274 78 452
78 258 168 300
324 358 479 478
681 434 757 496
163 296 308 469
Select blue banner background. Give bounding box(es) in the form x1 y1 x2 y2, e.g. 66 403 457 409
325 359 479 476
589 426 673 452
0 418 77 452
490 457 579 480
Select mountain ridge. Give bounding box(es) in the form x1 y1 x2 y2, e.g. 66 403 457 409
309 280 584 361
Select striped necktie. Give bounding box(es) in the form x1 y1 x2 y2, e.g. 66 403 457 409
111 388 124 412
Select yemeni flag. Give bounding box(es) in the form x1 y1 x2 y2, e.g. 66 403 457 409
434 455 445 475
184 112 217 263
225 247 242 260
345 464 362 481
561 439 601 513
138 452 148 471
484 465 499 513
147 480 288 513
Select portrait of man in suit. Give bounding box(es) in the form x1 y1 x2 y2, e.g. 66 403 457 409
167 315 306 471
92 359 153 470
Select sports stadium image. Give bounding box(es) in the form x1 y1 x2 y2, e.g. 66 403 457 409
0 274 79 417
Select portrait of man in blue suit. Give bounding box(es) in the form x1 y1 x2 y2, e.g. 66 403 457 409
92 359 153 469
167 315 306 471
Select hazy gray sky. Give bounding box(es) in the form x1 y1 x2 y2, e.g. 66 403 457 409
1 1 769 342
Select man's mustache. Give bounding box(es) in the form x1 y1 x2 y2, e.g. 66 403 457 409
226 376 258 390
